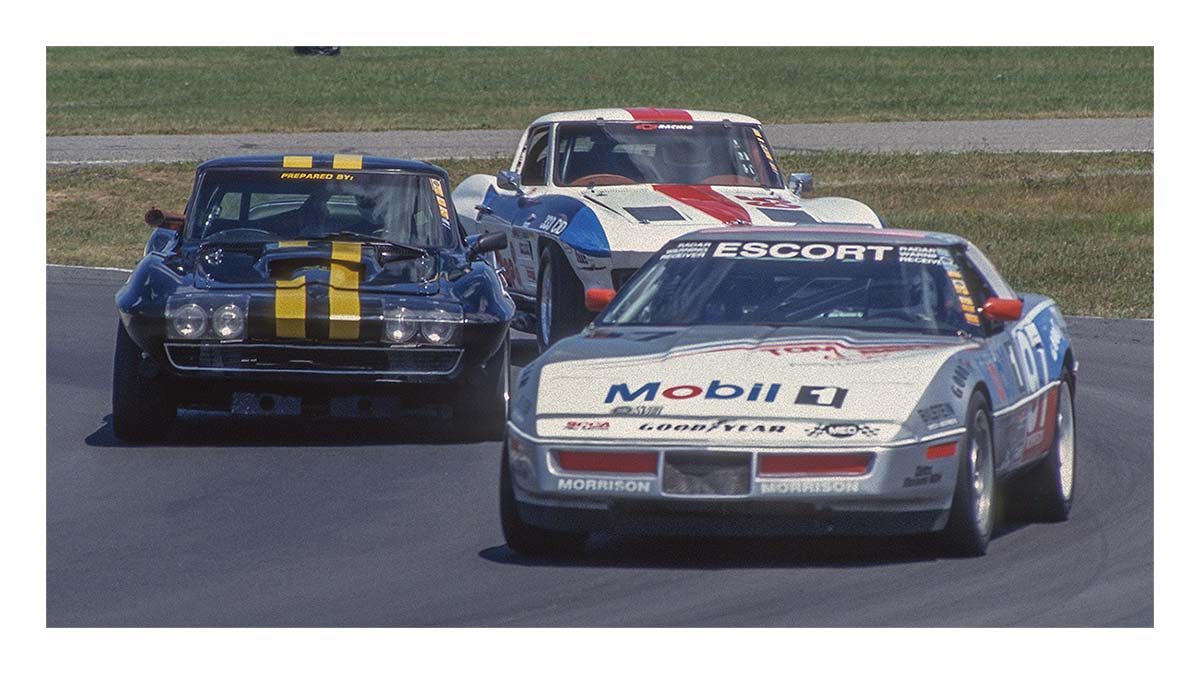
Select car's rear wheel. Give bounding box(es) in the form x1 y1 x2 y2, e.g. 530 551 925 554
1021 376 1076 522
536 245 588 352
453 335 510 441
499 442 587 557
941 390 996 557
112 321 176 443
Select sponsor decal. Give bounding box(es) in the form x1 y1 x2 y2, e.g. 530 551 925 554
760 340 942 361
660 241 712 260
429 177 452 229
760 480 861 494
557 477 652 493
517 240 534 257
918 403 957 430
1020 386 1060 460
951 363 970 399
564 420 610 431
279 172 356 181
1048 321 1066 359
606 380 782 404
902 465 943 488
805 423 878 439
898 246 954 266
633 123 694 131
611 405 664 417
494 249 517 287
796 386 849 408
735 196 804 210
987 362 1008 402
638 421 787 434
712 241 894 261
750 127 783 184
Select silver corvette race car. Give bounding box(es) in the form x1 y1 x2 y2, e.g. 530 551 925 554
501 227 1077 557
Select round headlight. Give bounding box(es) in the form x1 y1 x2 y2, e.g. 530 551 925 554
171 303 208 339
421 310 459 345
212 303 246 339
384 307 419 343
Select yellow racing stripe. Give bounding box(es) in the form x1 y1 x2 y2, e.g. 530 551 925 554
328 242 362 340
276 240 309 248
332 154 363 170
275 276 307 338
282 155 313 168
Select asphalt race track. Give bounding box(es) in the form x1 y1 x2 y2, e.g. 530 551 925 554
46 117 1153 164
46 266 1153 626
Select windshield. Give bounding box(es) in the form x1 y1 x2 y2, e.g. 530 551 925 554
553 122 783 188
187 168 458 248
599 240 985 336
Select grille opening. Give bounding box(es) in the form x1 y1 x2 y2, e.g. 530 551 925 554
662 451 752 496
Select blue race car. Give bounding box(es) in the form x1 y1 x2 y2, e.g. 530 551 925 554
113 154 513 441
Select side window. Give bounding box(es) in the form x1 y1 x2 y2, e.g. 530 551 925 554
215 191 242 221
963 241 1017 299
520 126 550 186
953 248 1001 334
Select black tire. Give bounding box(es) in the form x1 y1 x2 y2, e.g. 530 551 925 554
452 335 510 441
941 390 997 557
1021 376 1076 522
535 244 589 352
499 443 587 557
111 321 176 443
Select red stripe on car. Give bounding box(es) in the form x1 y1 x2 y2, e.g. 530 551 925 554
625 107 693 121
652 184 753 225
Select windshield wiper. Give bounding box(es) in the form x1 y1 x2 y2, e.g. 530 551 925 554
307 231 429 259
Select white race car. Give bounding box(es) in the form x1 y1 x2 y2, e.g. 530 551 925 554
451 108 884 350
501 227 1077 558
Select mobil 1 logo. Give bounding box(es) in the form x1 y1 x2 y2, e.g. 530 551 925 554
796 385 848 408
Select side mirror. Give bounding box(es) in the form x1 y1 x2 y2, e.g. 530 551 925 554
980 297 1023 322
787 172 814 197
468 231 508 258
145 207 185 231
585 288 617 312
496 170 523 194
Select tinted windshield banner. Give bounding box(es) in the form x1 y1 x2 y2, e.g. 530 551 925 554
663 240 952 263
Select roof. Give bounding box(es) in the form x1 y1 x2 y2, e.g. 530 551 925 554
197 154 448 177
529 108 762 126
679 226 967 247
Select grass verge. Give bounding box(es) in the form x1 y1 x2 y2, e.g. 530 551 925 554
47 47 1152 136
46 152 1151 318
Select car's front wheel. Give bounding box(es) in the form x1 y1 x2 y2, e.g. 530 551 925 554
499 443 587 557
940 390 997 557
111 321 176 443
535 245 589 352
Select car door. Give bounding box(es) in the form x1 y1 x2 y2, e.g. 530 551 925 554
957 249 1051 474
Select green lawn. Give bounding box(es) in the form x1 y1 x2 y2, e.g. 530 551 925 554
46 47 1152 136
46 152 1152 318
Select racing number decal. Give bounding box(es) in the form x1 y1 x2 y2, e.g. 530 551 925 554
1013 323 1049 393
796 386 848 408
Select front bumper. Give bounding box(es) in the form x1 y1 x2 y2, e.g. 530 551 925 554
506 424 964 537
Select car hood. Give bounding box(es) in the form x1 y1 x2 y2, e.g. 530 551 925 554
577 185 883 257
190 240 440 294
527 326 979 446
